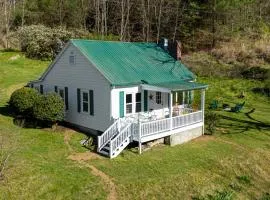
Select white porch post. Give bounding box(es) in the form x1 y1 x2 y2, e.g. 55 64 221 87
201 89 205 135
138 121 142 154
169 92 173 130
182 91 185 106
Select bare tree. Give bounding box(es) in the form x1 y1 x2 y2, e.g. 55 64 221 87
120 0 131 41
21 0 25 27
95 0 100 34
155 0 163 43
101 0 107 37
1 0 15 48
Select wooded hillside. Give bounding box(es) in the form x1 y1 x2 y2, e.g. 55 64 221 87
1 0 270 51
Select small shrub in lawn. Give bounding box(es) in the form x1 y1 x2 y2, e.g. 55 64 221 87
33 93 64 126
192 190 234 200
205 110 220 135
207 190 234 200
237 175 251 184
260 193 270 200
9 87 40 116
241 67 269 81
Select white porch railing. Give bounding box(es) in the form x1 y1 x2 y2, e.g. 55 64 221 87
139 110 203 138
98 119 119 151
173 111 202 129
141 117 171 136
110 123 133 158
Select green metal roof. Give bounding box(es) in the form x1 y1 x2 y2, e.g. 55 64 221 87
71 39 196 86
153 81 208 91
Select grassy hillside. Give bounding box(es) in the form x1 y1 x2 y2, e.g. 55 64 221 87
0 51 270 200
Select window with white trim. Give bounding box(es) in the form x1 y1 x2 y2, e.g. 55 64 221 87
69 51 75 65
126 92 141 114
81 91 89 113
59 88 65 101
156 92 162 104
126 94 132 114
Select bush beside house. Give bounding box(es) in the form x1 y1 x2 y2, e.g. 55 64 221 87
9 87 40 116
9 87 64 128
33 93 65 126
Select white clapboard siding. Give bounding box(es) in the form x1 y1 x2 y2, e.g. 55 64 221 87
34 43 112 132
111 86 139 119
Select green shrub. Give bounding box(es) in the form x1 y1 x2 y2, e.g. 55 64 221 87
33 93 64 125
237 175 251 184
241 67 269 81
260 193 270 200
16 25 120 60
9 87 40 115
192 190 234 200
205 110 220 135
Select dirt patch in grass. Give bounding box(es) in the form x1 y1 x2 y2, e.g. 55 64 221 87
64 129 117 200
63 129 75 152
68 152 102 161
193 135 216 142
216 137 248 151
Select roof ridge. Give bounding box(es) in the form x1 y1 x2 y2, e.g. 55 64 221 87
70 39 156 44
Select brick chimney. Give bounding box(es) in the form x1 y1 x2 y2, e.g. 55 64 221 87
158 39 182 60
168 40 182 60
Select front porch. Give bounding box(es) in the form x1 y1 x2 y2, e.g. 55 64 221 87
99 81 207 158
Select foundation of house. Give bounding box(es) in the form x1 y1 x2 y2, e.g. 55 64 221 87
168 126 203 146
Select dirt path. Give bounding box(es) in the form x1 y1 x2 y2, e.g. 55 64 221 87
215 137 248 151
63 131 118 200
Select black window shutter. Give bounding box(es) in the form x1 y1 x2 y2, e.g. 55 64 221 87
40 85 43 94
89 90 94 116
65 87 69 110
144 90 148 111
77 88 81 113
168 93 170 108
54 86 58 93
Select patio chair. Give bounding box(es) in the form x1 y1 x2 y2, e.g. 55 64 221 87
231 101 245 113
209 100 219 110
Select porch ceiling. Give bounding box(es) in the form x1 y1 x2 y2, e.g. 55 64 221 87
141 81 208 92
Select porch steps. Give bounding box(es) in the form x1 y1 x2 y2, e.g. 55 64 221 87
99 144 110 156
98 119 132 158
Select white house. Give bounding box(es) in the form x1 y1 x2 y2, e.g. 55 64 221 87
29 39 208 158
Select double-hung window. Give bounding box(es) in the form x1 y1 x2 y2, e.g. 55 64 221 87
156 92 162 104
125 92 141 114
77 89 94 115
59 88 65 101
126 94 132 114
82 91 89 113
55 86 68 110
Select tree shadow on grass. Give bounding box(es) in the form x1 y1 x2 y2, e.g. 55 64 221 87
218 112 270 135
0 105 13 117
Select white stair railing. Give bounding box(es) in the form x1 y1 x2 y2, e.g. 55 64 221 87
98 119 120 151
110 123 132 158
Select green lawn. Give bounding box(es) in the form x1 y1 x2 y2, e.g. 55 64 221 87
0 51 270 200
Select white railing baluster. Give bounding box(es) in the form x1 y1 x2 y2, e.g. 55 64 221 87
98 119 120 151
139 110 203 137
110 124 133 157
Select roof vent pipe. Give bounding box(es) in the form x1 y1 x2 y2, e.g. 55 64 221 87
163 38 168 50
158 38 168 51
